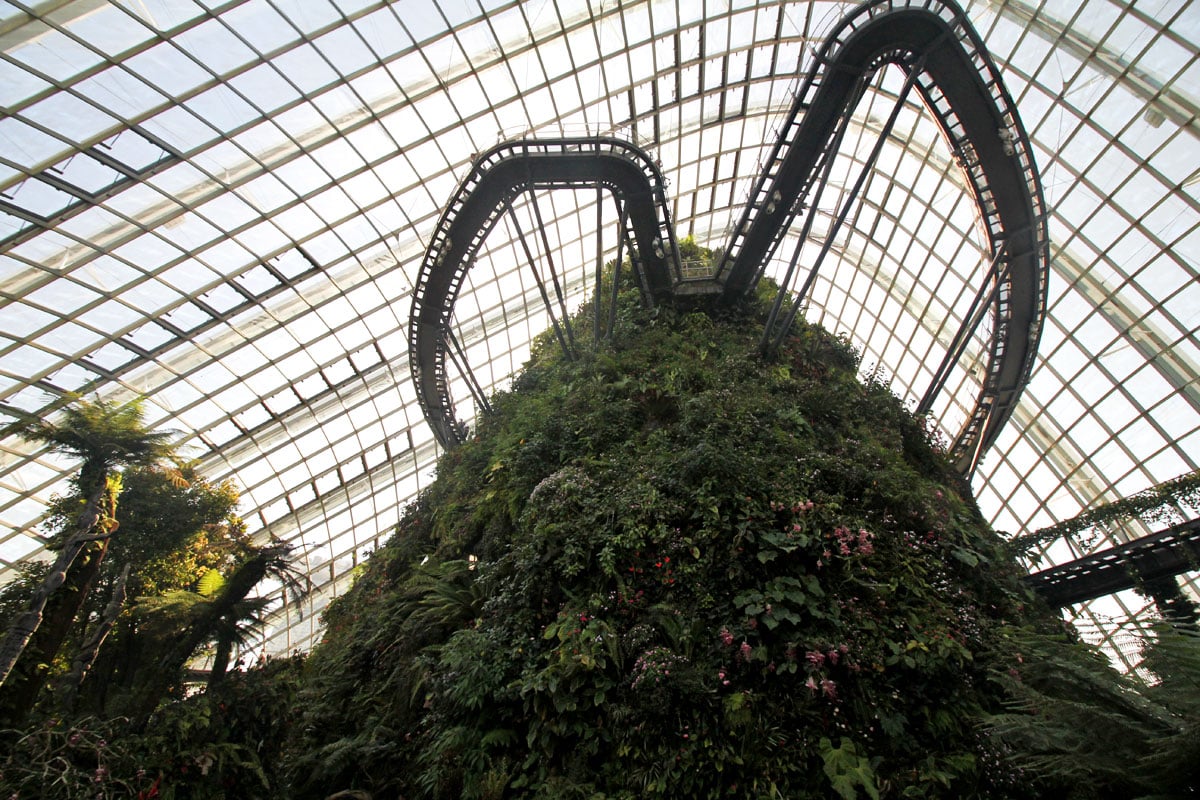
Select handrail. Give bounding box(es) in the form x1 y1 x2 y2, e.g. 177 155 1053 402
408 136 678 446
1025 518 1200 608
406 0 1048 478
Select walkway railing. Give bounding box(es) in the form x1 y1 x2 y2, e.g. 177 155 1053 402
408 136 678 446
712 0 1049 476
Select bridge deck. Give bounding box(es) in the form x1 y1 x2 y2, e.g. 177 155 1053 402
1025 519 1200 608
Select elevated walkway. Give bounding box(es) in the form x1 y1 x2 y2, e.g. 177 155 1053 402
1025 519 1200 608
407 0 1048 479
714 0 1049 475
408 137 678 445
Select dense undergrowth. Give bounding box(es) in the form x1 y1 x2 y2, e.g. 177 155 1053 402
284 273 1061 799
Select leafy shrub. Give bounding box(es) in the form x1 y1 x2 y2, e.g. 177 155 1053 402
0 655 303 800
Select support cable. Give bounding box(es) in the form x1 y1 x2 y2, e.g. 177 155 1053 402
445 327 493 416
759 77 867 348
768 56 924 355
594 186 604 344
528 187 577 357
607 195 629 340
916 244 1010 415
503 197 574 360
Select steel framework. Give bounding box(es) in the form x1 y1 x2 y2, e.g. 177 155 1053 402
1026 519 1200 609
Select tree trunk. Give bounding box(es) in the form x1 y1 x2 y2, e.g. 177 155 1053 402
0 484 118 725
0 535 116 724
0 481 109 691
208 632 233 689
82 612 140 717
56 563 131 713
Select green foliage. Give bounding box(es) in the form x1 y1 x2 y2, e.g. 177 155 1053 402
821 736 880 800
4 264 1187 798
0 655 305 800
196 569 226 598
0 432 299 794
0 397 187 726
0 465 251 722
8 395 179 492
984 622 1200 798
108 468 246 594
42 465 249 597
127 542 300 725
284 288 1056 798
0 715 158 799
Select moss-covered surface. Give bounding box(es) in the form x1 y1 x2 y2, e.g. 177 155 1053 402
285 276 1054 799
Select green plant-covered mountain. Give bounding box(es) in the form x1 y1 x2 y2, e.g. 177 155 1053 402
5 252 1196 799
286 266 1055 799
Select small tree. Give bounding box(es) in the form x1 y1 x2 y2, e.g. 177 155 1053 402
131 541 300 727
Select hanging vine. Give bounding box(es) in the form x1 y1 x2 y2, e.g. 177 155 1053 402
1009 470 1200 560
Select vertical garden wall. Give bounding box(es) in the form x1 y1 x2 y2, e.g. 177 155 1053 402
287 274 1057 799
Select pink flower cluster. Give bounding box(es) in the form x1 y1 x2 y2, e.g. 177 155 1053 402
805 643 849 669
770 499 815 513
804 675 838 699
631 646 686 690
832 525 874 556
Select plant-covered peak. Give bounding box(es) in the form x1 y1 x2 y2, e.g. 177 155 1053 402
288 286 1049 799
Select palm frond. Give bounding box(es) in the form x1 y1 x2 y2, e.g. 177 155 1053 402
13 396 180 487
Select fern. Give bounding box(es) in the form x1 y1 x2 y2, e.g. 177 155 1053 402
984 623 1200 797
196 567 225 597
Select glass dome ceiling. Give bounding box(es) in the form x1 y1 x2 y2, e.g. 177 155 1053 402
1 0 1197 667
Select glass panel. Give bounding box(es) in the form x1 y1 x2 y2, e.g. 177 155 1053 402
0 0 1195 659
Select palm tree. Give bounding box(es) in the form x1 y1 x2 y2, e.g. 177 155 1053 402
134 566 275 690
0 396 177 714
206 594 275 687
131 541 300 727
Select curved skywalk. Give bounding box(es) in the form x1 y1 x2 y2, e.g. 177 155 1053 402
412 0 1049 480
0 0 1196 669
409 136 679 446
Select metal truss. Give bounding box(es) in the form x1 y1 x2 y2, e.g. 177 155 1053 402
1026 518 1200 610
715 0 1049 476
408 136 679 445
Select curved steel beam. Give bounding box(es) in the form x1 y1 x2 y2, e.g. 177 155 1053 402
715 0 1049 476
409 136 677 446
